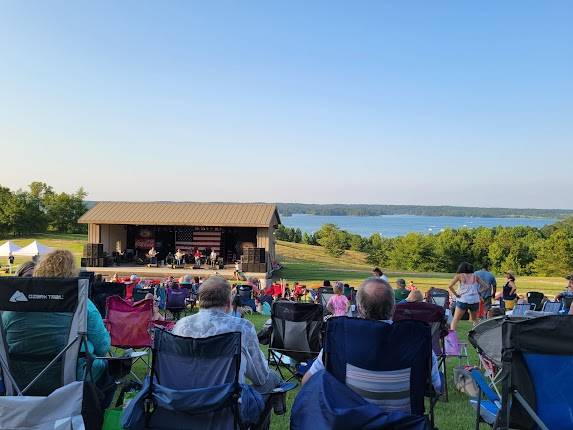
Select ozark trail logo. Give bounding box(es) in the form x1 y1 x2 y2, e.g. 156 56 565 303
9 291 29 303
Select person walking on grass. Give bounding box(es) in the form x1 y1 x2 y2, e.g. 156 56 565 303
447 262 490 331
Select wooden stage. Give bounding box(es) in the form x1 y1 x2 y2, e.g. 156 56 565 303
83 264 269 280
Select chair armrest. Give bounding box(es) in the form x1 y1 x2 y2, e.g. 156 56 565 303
470 368 500 403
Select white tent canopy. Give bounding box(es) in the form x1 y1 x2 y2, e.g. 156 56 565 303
14 241 53 257
0 241 21 257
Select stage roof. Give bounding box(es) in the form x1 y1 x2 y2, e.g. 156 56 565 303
79 202 281 228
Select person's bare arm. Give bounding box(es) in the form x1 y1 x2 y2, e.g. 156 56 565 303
447 274 461 298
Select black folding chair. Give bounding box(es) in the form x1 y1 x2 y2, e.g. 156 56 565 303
526 291 545 311
89 281 126 317
267 301 323 381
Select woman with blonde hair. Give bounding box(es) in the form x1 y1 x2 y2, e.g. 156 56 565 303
2 250 114 407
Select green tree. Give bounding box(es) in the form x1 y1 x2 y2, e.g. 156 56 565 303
534 231 573 276
44 187 88 233
316 224 347 257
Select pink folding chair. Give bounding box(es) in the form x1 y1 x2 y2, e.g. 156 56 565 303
105 296 154 381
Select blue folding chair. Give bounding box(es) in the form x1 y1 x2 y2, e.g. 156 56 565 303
324 317 435 427
122 327 295 430
166 287 188 320
123 329 245 429
469 315 573 430
541 300 562 314
511 302 535 316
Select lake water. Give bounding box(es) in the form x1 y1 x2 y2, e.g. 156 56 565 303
281 214 557 238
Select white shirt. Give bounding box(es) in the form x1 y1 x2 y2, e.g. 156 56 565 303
380 274 389 282
306 319 442 393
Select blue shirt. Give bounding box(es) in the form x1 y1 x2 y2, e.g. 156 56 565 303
474 270 496 298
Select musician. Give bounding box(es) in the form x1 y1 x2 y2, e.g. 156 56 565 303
175 249 186 266
147 247 158 265
210 249 217 268
194 248 202 266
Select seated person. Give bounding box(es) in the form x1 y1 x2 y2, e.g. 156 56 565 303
394 278 410 302
301 277 442 394
293 282 306 300
556 274 573 303
405 289 424 303
173 276 283 425
2 250 115 408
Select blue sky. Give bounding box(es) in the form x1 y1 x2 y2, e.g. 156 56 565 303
1 1 572 208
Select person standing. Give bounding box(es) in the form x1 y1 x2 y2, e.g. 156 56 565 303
501 272 518 309
372 267 389 282
474 262 497 311
8 254 14 274
210 249 218 269
326 282 350 316
447 262 490 330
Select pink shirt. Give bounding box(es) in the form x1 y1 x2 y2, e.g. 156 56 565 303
327 294 349 316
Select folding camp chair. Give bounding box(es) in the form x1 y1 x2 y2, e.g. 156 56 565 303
323 317 437 428
317 287 335 313
468 317 504 398
105 296 154 382
394 302 450 401
0 277 103 428
511 302 535 316
165 287 187 320
267 301 323 381
89 281 126 318
541 300 562 314
123 328 293 430
426 287 451 310
526 291 544 311
237 284 256 311
132 286 155 303
470 315 573 430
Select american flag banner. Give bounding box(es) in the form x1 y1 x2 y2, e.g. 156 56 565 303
191 229 222 252
175 228 195 251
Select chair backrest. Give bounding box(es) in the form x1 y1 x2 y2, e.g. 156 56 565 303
132 287 154 303
541 300 562 314
89 281 126 317
166 288 187 310
526 291 545 311
499 315 573 430
0 277 89 396
426 288 451 309
318 287 335 310
105 296 153 348
393 301 448 355
237 285 253 300
146 328 241 429
512 302 535 316
270 301 323 362
324 317 431 416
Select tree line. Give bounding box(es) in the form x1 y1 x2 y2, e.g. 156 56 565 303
0 182 88 236
277 203 573 218
275 219 573 277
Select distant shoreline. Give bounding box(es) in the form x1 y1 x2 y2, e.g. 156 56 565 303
277 203 573 219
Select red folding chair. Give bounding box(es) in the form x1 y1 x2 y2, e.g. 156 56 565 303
105 296 154 382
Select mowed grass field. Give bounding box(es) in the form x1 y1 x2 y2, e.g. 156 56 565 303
2 234 568 428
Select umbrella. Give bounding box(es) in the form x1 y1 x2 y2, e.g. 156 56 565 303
14 241 53 257
0 241 21 257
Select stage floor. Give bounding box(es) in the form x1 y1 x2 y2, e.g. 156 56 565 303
84 264 268 280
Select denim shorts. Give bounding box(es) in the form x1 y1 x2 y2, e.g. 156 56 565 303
456 301 479 312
